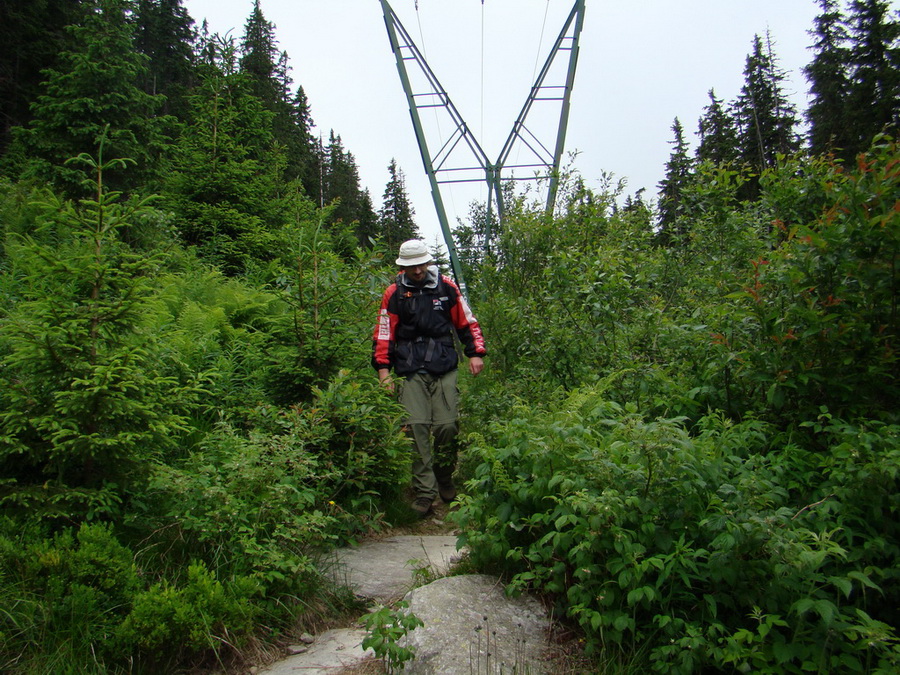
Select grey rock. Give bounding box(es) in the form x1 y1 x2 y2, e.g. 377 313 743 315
401 574 550 675
260 629 373 675
325 535 463 602
264 537 552 675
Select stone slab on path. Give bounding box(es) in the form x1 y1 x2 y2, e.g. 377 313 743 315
325 534 464 602
401 574 551 675
261 535 465 674
258 628 371 675
261 536 555 675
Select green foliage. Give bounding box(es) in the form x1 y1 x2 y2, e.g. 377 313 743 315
151 263 279 430
733 33 801 175
116 562 258 656
453 389 900 672
451 141 900 673
262 208 389 403
0 6 897 671
378 158 421 251
715 141 899 422
136 369 409 596
0 521 140 671
7 0 170 198
361 600 424 673
163 33 288 275
0 164 198 522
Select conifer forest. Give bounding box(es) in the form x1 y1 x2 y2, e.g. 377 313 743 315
0 0 899 672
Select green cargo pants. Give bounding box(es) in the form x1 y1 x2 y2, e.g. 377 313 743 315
399 369 459 499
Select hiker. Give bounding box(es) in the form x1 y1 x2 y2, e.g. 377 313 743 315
372 239 486 517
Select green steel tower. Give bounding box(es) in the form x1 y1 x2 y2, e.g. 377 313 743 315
379 0 586 292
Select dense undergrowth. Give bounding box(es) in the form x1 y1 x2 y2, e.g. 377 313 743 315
453 140 900 673
0 140 897 673
0 160 412 672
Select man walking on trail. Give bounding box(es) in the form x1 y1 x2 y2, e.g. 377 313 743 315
372 239 486 517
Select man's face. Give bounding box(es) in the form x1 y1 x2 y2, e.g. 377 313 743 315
403 263 429 284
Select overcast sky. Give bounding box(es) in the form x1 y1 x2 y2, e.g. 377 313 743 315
181 0 895 246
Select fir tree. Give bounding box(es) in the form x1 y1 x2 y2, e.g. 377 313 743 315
133 0 197 119
657 117 693 243
428 238 452 274
163 34 286 274
0 0 89 155
356 188 379 247
0 151 191 518
238 1 321 197
322 131 376 238
622 188 653 233
378 159 419 251
733 33 801 174
696 89 740 166
240 0 280 108
7 0 169 197
804 0 853 156
289 85 321 199
845 0 900 152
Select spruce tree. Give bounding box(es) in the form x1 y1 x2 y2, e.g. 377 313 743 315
0 0 88 156
289 85 321 199
696 89 740 166
378 159 420 251
622 188 653 233
657 117 693 243
356 188 379 247
163 33 285 274
240 0 280 108
133 0 197 120
805 0 853 156
322 131 376 237
845 0 900 152
0 151 190 519
733 33 801 174
7 0 169 198
237 2 321 198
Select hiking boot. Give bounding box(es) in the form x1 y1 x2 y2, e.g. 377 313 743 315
412 496 433 517
437 479 457 503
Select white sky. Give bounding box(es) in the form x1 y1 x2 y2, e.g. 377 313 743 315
181 0 895 247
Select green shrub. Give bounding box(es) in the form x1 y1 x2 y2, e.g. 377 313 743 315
116 562 258 657
0 521 139 671
453 387 900 673
0 183 199 522
712 142 900 424
133 370 409 606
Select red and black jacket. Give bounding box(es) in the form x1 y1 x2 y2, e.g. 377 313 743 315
372 268 486 377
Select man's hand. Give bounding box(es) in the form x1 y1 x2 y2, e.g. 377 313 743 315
378 368 395 393
469 356 484 377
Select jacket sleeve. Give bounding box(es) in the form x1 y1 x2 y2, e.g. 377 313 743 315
444 276 487 358
372 283 399 371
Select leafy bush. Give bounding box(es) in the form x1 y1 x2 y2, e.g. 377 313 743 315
116 562 258 660
135 370 409 603
0 521 139 672
453 387 900 673
709 142 900 423
361 600 424 673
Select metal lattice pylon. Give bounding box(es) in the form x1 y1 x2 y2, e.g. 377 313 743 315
379 0 586 291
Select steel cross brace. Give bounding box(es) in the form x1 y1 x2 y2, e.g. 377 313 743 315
379 0 585 291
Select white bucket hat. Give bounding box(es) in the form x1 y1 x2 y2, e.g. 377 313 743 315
395 239 433 267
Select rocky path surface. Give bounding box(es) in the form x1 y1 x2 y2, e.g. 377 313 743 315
253 503 579 674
